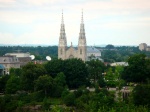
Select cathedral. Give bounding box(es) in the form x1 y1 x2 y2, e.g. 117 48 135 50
58 11 102 62
58 11 87 61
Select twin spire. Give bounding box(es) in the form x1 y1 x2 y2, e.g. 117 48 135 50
61 9 84 24
59 10 86 46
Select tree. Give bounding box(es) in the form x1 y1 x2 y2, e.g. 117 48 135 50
54 72 66 87
0 75 10 93
132 83 150 106
105 68 116 87
44 59 64 78
51 72 66 97
21 62 46 92
122 54 150 83
35 75 53 95
105 44 115 49
63 92 75 106
114 66 125 90
5 75 20 94
63 58 88 89
86 59 105 85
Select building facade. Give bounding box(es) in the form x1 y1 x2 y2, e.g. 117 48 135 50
139 43 147 51
87 46 103 61
0 56 20 75
5 52 31 67
58 11 87 61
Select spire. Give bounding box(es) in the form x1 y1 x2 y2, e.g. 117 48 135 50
59 10 67 45
79 9 86 39
61 9 64 24
81 9 84 24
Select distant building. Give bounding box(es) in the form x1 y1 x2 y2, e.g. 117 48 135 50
110 62 128 66
5 52 30 57
87 46 103 61
139 43 150 51
5 52 31 67
146 46 150 51
58 11 103 62
0 56 20 75
58 11 87 61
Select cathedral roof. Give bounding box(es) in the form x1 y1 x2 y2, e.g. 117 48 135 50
87 46 101 53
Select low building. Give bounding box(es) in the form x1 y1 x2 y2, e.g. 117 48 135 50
87 46 103 61
0 56 20 75
146 47 150 51
5 52 31 67
110 62 128 66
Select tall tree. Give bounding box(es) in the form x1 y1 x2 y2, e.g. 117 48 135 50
21 62 46 92
63 58 88 89
122 54 150 83
0 75 10 93
44 59 64 78
35 75 53 95
105 68 116 87
86 59 105 85
5 75 20 94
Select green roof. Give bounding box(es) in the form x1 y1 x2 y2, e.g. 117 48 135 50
0 64 5 69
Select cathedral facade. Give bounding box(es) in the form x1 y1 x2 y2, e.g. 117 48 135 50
58 11 87 61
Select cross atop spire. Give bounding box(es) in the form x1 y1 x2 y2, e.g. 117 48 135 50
61 9 64 24
81 9 84 24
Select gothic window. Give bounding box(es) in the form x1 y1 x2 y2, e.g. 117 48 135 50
80 49 82 54
60 49 62 55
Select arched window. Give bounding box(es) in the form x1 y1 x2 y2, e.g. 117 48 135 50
60 49 62 55
80 49 82 54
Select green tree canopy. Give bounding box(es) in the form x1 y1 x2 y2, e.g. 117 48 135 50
122 54 150 83
105 44 115 49
21 62 46 92
35 75 53 95
86 59 105 86
63 58 88 89
44 59 64 78
5 75 20 94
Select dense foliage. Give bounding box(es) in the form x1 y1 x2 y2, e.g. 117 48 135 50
0 47 150 111
122 54 150 83
0 46 58 60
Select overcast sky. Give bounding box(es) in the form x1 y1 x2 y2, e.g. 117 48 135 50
0 0 150 46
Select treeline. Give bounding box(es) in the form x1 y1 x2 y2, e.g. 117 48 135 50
99 45 150 62
0 46 58 60
0 54 150 111
0 45 150 62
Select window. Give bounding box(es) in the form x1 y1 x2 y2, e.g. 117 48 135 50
60 49 63 55
80 49 82 54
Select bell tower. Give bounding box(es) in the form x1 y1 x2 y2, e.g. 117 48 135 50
58 10 67 59
78 10 87 61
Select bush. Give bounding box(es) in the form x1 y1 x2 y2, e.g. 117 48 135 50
63 93 75 106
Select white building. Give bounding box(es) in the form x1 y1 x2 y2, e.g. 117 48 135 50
110 62 128 66
5 52 30 57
